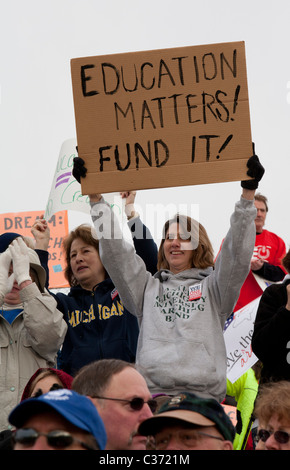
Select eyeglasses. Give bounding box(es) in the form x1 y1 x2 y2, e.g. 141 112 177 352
153 429 224 450
13 428 97 450
256 428 290 445
92 395 157 413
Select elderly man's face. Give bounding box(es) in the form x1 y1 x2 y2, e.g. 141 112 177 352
153 424 233 450
92 367 153 450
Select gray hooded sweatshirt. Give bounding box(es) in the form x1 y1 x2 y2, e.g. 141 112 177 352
91 196 256 402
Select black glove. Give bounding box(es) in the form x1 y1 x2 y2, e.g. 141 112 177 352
241 143 265 190
72 156 87 183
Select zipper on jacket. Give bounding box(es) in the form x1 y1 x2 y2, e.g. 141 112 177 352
90 289 104 359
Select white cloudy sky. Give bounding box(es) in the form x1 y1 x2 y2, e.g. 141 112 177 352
1 0 290 255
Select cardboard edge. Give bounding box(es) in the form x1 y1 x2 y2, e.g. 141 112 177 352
81 158 251 195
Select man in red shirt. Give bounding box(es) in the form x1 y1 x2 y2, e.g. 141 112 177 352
233 193 286 312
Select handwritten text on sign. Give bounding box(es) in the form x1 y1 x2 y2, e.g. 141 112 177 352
224 297 260 383
71 41 252 194
0 211 69 289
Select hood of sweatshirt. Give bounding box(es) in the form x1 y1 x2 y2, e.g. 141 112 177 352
68 277 115 297
155 266 214 283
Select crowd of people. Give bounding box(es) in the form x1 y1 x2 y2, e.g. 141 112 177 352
0 149 290 451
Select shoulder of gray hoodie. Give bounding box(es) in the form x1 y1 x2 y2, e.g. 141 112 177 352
91 196 256 325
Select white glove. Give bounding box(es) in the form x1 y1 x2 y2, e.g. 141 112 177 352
9 237 31 286
0 249 15 303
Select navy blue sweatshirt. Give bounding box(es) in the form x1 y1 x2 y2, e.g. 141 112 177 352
56 279 139 376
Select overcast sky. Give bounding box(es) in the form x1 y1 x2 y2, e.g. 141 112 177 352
1 0 290 255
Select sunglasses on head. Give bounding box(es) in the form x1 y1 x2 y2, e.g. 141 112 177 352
32 383 63 398
13 428 97 450
257 428 290 445
92 395 157 413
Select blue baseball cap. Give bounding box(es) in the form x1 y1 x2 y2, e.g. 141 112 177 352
9 389 107 450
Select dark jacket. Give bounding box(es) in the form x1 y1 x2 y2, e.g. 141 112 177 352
56 279 139 375
252 276 290 384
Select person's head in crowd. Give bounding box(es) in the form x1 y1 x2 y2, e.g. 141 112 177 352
138 392 235 450
21 368 73 401
254 381 290 450
0 232 36 252
254 193 268 234
72 359 156 450
9 389 106 450
157 214 214 273
62 224 107 291
0 233 22 253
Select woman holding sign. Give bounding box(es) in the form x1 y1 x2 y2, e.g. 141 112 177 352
89 155 264 402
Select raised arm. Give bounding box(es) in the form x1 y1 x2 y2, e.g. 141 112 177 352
212 151 265 318
73 156 158 275
90 193 150 318
121 191 158 275
31 215 50 288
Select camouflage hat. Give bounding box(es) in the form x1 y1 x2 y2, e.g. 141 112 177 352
138 392 235 442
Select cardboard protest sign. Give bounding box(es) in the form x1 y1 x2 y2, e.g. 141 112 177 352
224 297 260 383
71 41 252 195
0 210 69 289
45 138 124 223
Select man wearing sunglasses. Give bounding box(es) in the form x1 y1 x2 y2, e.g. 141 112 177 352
72 359 155 450
254 381 290 450
138 392 235 450
8 389 106 450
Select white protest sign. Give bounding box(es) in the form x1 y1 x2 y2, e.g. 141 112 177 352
45 138 89 219
224 297 261 384
45 138 124 223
